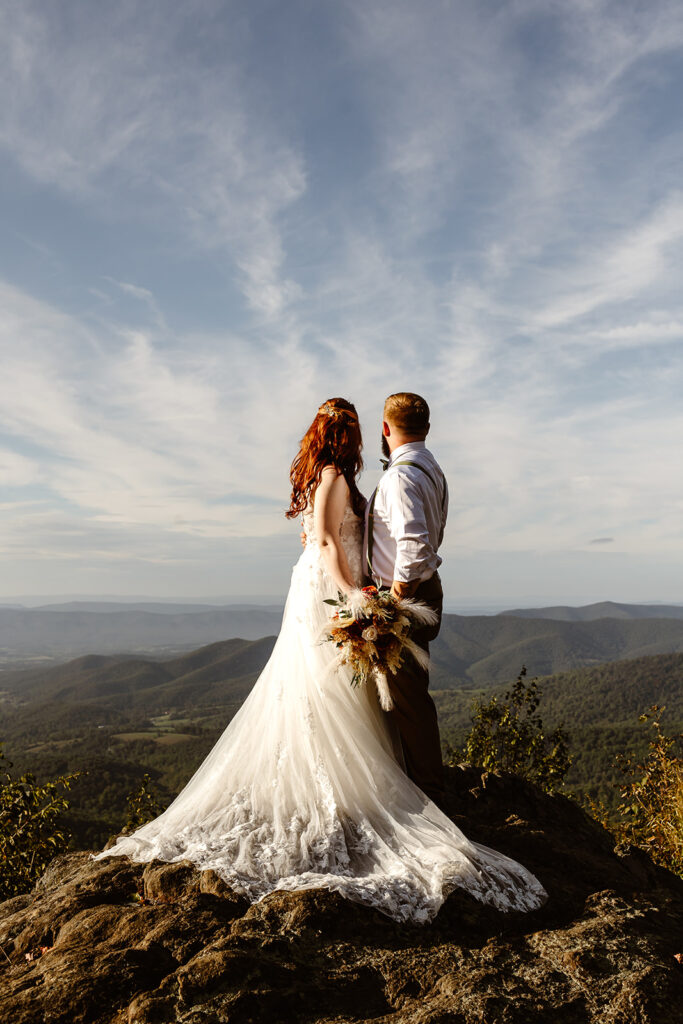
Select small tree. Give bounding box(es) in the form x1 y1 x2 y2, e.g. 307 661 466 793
0 747 80 899
453 667 571 793
123 773 163 834
610 706 683 877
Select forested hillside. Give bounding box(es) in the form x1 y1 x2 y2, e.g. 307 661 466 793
0 639 278 846
3 630 682 845
7 608 683 695
431 612 683 685
0 638 276 710
435 652 683 807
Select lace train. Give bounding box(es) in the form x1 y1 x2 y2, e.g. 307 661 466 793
96 505 547 922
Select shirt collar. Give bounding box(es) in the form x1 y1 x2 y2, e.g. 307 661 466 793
388 440 426 466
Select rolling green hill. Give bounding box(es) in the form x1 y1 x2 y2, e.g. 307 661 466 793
7 611 683 704
0 637 276 710
2 628 682 848
434 651 683 745
430 613 683 686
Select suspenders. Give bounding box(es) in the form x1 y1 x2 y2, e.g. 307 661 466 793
366 459 447 583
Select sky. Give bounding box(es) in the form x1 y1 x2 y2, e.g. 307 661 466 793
1 0 683 608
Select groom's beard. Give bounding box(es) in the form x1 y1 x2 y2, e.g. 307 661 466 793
381 435 390 460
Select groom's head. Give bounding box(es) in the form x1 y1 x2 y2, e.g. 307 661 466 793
382 393 430 455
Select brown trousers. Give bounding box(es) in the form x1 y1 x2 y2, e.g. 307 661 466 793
387 573 444 803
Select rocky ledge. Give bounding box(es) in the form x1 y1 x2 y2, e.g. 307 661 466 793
1 766 682 1024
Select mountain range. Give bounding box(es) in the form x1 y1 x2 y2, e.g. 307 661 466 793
430 611 683 686
501 600 683 621
0 638 276 715
4 601 683 678
5 606 683 694
0 604 284 662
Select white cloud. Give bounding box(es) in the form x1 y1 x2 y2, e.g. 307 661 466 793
104 279 166 329
0 1 306 318
531 194 683 329
586 318 683 346
0 283 273 537
0 279 349 556
0 450 40 487
1 1 683 600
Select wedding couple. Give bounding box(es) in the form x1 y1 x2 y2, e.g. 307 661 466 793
97 393 546 923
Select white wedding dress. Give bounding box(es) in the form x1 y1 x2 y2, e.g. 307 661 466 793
96 503 547 922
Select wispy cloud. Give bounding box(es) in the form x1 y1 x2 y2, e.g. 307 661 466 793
1 1 682 600
103 279 166 329
530 194 683 329
0 0 306 318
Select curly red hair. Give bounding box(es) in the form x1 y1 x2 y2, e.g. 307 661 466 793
286 398 365 519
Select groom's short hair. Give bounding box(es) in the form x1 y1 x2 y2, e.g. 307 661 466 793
384 393 430 436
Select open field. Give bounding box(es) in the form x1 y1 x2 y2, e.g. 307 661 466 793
112 731 195 745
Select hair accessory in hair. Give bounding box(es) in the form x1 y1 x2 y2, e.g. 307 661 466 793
319 402 358 421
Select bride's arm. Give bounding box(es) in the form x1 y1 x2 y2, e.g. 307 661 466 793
314 467 356 594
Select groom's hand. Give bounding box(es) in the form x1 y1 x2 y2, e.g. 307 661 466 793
391 579 419 600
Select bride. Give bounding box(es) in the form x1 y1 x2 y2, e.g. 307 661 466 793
96 397 547 923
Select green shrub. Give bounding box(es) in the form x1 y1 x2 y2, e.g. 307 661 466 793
450 667 571 793
0 746 80 899
123 772 163 833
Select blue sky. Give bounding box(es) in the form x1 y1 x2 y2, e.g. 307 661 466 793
1 0 683 607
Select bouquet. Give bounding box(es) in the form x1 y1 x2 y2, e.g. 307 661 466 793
321 585 438 711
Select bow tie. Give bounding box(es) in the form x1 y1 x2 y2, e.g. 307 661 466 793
380 458 389 471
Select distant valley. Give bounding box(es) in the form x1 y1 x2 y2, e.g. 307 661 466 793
2 600 682 849
0 602 284 665
3 599 683 674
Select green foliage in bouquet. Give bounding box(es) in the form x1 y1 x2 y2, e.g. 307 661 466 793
0 745 80 899
451 667 571 793
591 706 683 878
123 772 164 833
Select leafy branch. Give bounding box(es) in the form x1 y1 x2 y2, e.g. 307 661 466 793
594 706 683 877
122 773 163 834
448 667 571 793
0 746 80 899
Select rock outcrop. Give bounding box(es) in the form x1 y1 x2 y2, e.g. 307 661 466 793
1 766 682 1023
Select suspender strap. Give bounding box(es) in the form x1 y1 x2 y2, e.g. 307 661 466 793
366 460 447 584
391 460 447 511
366 488 378 582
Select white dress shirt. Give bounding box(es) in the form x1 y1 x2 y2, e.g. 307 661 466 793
364 441 448 587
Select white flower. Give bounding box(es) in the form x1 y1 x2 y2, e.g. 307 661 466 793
362 626 379 642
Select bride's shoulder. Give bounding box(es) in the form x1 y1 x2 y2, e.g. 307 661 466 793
319 465 348 489
313 467 351 514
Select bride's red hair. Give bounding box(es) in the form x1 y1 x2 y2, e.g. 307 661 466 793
286 398 365 519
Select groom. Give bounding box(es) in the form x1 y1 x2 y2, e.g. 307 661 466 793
365 392 449 805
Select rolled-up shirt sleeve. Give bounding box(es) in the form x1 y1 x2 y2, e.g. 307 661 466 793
383 471 434 583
